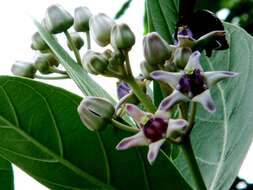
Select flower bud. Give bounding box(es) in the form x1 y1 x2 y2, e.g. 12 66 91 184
82 50 108 75
117 81 131 99
89 13 115 46
140 60 156 79
143 32 173 65
110 23 135 50
67 32 84 50
11 61 36 78
78 96 115 131
31 32 49 51
34 54 59 74
45 4 74 34
74 6 92 32
173 47 192 69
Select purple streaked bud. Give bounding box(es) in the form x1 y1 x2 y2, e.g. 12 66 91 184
117 81 131 99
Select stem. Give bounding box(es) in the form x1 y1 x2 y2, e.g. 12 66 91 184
181 137 207 190
86 31 91 49
111 119 139 133
64 31 82 65
180 102 206 190
126 77 156 113
123 50 133 77
49 66 68 75
35 74 69 80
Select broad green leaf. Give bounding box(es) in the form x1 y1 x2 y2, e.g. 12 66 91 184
147 0 253 189
175 23 253 190
0 76 191 190
33 19 115 104
0 156 14 190
145 0 178 43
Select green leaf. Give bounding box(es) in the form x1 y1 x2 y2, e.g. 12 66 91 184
0 156 14 190
0 76 191 190
175 23 253 190
33 19 115 104
145 0 179 43
114 0 132 19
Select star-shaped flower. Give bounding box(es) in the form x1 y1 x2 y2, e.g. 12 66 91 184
150 51 239 112
116 104 188 164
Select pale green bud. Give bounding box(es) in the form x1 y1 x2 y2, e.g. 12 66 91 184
82 50 108 75
173 47 192 69
11 61 36 78
140 60 156 79
67 32 84 50
34 54 59 74
143 32 173 65
74 6 92 32
31 32 49 51
78 96 115 131
89 13 115 46
110 23 135 50
45 4 74 34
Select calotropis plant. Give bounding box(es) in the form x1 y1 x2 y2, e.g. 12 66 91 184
7 1 250 190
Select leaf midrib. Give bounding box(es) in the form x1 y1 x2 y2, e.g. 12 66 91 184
0 116 115 190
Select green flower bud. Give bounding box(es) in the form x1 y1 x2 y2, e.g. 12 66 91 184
45 4 74 34
11 61 36 78
140 60 156 79
67 32 84 50
143 32 173 65
74 6 92 32
110 23 135 50
89 13 115 46
82 50 108 75
173 47 192 69
34 54 59 74
78 96 115 131
31 32 49 51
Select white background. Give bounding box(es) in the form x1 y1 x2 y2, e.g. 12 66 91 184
0 0 252 189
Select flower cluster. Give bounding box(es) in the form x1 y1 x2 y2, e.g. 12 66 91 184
14 4 239 165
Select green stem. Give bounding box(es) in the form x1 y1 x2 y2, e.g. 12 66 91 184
111 119 139 133
35 74 69 80
180 102 206 190
64 31 82 65
126 77 156 113
181 137 207 190
86 31 91 49
49 66 68 75
123 50 133 77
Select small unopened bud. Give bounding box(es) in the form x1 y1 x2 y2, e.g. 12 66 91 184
31 32 49 51
140 60 156 79
78 96 115 131
89 13 115 46
82 50 108 75
110 23 135 50
173 47 192 69
34 54 59 74
143 32 173 65
45 4 74 34
67 32 84 50
74 6 92 32
11 61 36 78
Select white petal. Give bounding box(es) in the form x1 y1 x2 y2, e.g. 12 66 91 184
158 90 189 111
116 131 149 150
147 139 166 165
192 90 216 113
205 71 239 87
125 104 148 126
167 119 188 139
185 51 203 72
150 70 182 89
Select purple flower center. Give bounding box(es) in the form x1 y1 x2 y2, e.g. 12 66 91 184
178 69 207 97
143 117 168 142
